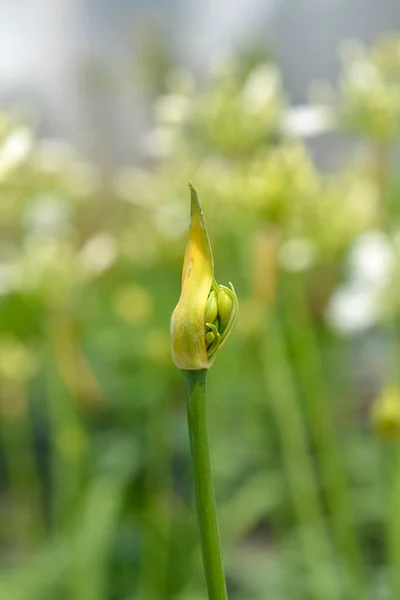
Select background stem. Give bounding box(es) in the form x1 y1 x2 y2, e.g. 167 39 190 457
259 310 340 600
282 273 365 595
182 369 228 600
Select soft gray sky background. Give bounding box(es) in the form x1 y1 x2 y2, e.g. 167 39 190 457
0 0 399 163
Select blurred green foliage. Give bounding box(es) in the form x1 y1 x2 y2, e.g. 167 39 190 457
2 35 400 600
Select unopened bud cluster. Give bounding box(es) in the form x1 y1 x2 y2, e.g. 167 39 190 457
204 284 236 361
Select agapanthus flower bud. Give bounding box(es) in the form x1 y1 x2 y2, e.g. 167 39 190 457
170 184 239 370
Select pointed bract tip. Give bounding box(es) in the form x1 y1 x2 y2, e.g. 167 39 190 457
188 183 203 220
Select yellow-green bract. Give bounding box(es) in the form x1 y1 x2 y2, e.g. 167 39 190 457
170 185 239 370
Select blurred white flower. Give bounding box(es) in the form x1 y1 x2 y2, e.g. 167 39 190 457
326 282 378 334
142 127 177 159
349 231 394 288
282 105 335 138
326 230 394 334
347 60 379 90
79 233 117 276
154 94 190 125
279 237 316 272
241 64 281 113
0 127 32 178
23 195 70 238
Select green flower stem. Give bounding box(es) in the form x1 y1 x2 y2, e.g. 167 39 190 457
373 142 391 227
382 443 400 597
260 310 340 600
139 380 172 600
47 309 89 530
282 273 365 595
387 446 400 600
386 330 400 597
0 384 43 549
182 369 228 600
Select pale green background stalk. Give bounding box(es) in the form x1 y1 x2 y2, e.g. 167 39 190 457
138 381 172 600
282 273 365 596
260 311 340 600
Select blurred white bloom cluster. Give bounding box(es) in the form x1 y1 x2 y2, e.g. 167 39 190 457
0 127 32 180
327 231 394 333
154 94 191 126
79 233 118 276
241 64 281 115
279 237 316 272
282 105 336 138
23 195 71 238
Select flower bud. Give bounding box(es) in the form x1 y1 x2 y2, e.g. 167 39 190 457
206 331 215 347
205 291 218 324
170 185 239 370
217 289 233 330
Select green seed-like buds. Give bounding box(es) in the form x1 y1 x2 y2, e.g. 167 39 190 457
217 289 233 331
204 281 238 362
206 331 215 347
170 184 239 370
205 291 218 324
